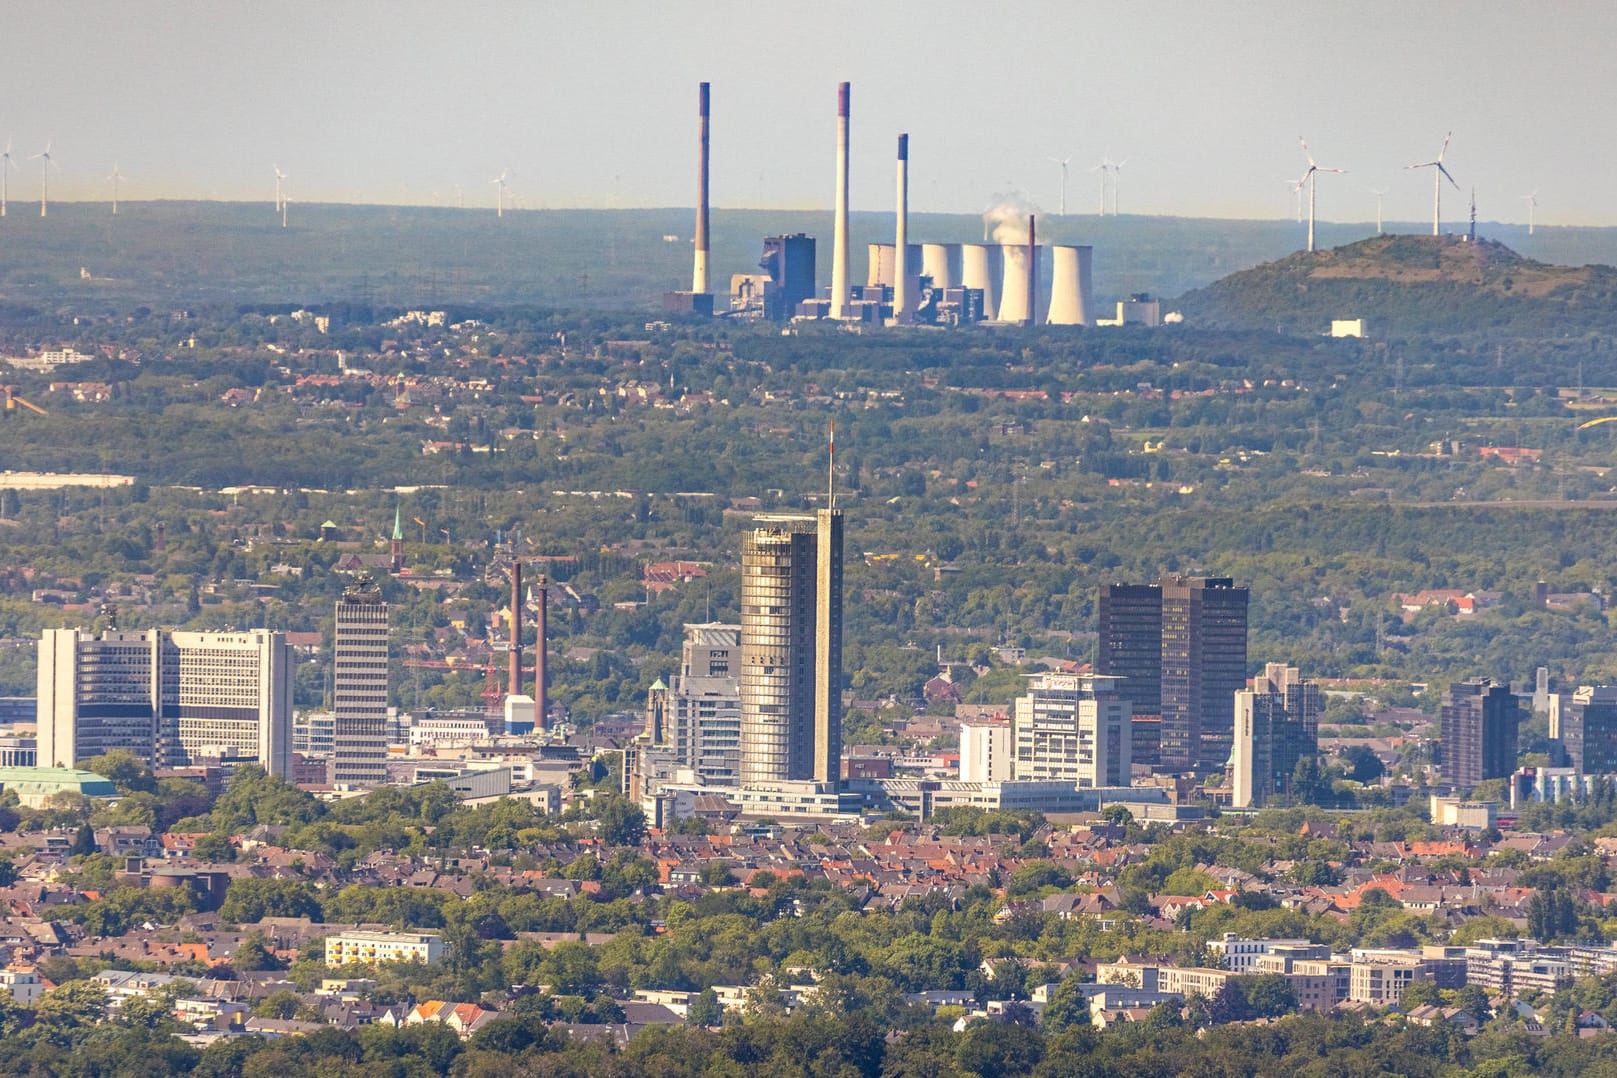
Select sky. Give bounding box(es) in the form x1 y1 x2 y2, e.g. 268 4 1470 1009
3 1 1614 227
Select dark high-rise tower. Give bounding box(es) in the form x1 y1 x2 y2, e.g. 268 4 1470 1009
739 510 842 787
1096 575 1249 773
1441 678 1520 791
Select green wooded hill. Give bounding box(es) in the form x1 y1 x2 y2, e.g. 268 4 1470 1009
1175 233 1617 336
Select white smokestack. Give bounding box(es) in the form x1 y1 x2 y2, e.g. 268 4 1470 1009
922 243 960 290
960 244 1000 316
1047 245 1093 325
830 82 851 319
693 82 710 295
893 133 910 323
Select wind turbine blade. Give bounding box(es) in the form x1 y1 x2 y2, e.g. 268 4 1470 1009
1299 137 1316 166
1438 131 1452 160
1438 163 1459 189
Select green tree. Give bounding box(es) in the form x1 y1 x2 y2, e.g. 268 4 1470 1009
595 797 647 847
685 987 724 1028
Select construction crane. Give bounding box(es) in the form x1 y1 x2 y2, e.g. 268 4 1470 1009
2 388 46 415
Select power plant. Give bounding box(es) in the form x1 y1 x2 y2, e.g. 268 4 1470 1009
681 79 1097 328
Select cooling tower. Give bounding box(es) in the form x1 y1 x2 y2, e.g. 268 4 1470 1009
960 244 1001 315
693 82 710 295
893 134 910 322
921 243 960 290
998 243 1041 324
867 243 891 288
1047 245 1094 326
830 82 851 319
867 244 920 289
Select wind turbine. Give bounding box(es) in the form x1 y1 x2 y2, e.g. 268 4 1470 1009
1297 137 1345 252
1090 157 1111 215
273 165 286 213
1282 179 1304 223
492 169 510 217
1047 153 1073 216
1406 131 1459 236
1522 189 1539 235
1369 188 1388 235
108 164 125 215
0 139 14 218
30 141 55 218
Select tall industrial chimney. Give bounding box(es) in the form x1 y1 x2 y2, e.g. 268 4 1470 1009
508 561 523 698
534 576 549 732
830 82 851 320
1025 215 1037 327
692 82 710 295
893 134 910 323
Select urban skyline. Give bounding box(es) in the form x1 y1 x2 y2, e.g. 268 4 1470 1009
0 3 1612 227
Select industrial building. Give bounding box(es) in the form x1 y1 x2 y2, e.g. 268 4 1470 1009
37 627 292 776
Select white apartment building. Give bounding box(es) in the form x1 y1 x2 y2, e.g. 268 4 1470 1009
1013 674 1130 787
325 930 444 968
38 628 291 775
1208 934 1327 974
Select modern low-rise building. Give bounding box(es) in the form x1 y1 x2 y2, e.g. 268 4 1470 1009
325 930 445 968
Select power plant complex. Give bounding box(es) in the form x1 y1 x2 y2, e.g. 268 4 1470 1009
665 81 1097 328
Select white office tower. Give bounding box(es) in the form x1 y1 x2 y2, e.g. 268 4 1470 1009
829 82 852 320
960 244 1001 315
1013 673 1131 787
1047 245 1094 326
739 511 843 787
333 579 390 788
668 623 743 787
921 243 961 290
38 628 291 776
959 720 1011 782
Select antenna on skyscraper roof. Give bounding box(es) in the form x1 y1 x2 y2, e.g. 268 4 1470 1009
828 419 836 510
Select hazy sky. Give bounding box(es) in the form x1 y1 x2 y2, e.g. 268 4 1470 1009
4 1 1614 226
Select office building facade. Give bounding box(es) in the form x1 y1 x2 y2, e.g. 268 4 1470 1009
1013 673 1131 788
37 627 292 776
651 622 745 788
1552 685 1617 774
1230 663 1322 808
739 511 842 787
1097 575 1249 773
1440 678 1521 791
333 579 390 788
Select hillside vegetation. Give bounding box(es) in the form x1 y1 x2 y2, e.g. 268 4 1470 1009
1176 233 1617 336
